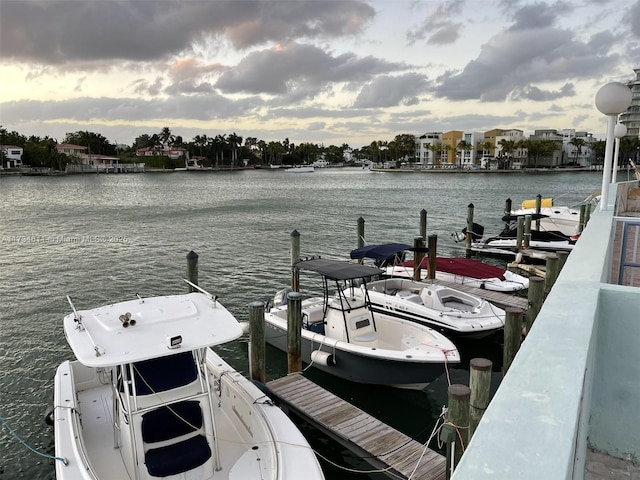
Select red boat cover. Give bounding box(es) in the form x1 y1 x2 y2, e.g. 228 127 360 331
400 257 506 280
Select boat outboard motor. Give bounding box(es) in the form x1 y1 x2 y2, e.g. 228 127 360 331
272 287 292 309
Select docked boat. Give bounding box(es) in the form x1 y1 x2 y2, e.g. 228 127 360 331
452 220 576 257
264 258 460 389
362 277 506 339
51 284 324 480
509 194 600 236
350 243 529 292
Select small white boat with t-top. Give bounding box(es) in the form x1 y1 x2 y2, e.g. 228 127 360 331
51 282 324 480
264 258 460 390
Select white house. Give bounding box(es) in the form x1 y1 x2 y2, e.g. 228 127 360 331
1 145 24 168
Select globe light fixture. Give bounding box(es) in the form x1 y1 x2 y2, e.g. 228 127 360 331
612 123 627 183
595 82 632 210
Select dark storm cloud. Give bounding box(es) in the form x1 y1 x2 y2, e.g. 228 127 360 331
0 0 375 64
406 0 464 45
0 93 261 124
353 73 428 108
434 12 619 103
215 43 405 97
510 83 575 101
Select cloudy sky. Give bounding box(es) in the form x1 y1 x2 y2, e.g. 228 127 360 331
1 0 639 148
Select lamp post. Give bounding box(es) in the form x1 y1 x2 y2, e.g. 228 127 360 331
612 123 627 183
595 82 632 210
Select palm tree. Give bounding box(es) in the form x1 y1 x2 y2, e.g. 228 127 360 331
427 143 442 165
159 127 174 148
498 139 516 169
193 134 209 157
568 137 586 165
227 132 243 168
456 140 472 167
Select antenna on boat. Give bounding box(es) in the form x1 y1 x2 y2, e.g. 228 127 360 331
66 295 104 357
183 279 218 306
67 295 83 328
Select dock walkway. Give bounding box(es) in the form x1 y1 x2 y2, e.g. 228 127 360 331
266 374 445 480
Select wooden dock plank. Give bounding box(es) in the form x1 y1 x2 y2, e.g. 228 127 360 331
267 374 445 480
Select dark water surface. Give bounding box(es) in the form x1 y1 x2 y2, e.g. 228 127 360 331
0 168 602 479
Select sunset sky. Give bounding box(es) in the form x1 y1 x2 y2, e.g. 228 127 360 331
1 0 639 148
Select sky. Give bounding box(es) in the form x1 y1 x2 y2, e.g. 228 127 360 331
1 0 639 149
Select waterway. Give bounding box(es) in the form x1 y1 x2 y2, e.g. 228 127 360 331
0 168 606 479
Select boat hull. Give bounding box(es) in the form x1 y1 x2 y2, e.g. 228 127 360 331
264 321 451 389
264 301 459 389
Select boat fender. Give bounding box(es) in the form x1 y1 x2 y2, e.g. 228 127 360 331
239 321 250 335
311 350 336 367
44 405 55 427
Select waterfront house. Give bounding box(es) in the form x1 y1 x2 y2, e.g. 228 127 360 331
1 145 24 168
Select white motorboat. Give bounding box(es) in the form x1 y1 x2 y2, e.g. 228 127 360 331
363 277 505 339
509 195 599 236
350 243 529 292
264 258 460 390
51 283 324 480
452 220 576 258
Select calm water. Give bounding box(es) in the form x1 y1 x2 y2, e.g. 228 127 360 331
0 168 602 479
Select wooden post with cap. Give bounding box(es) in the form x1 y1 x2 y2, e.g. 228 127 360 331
186 250 198 292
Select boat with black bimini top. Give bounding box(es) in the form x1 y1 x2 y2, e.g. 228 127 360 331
264 258 460 390
50 280 324 480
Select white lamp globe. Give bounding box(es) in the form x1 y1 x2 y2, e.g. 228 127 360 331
614 123 627 139
595 82 632 115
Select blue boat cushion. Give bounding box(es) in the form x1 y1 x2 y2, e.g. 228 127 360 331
130 351 198 395
145 434 211 477
141 400 203 444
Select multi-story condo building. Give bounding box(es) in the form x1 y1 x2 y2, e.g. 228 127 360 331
559 129 595 167
441 130 463 165
414 132 442 165
459 131 484 167
495 129 526 168
619 67 640 138
528 129 565 167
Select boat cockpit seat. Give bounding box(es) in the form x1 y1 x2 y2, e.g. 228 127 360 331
145 434 211 477
141 400 212 477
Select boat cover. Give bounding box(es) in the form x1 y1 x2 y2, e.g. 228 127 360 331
349 243 412 260
400 257 506 280
295 258 384 280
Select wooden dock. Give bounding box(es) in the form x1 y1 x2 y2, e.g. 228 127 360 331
422 278 529 310
266 374 446 480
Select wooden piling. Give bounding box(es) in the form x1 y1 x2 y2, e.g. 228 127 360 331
469 358 492 441
503 307 524 375
290 230 300 291
427 234 438 280
413 236 425 281
287 292 303 374
526 276 545 334
186 250 198 292
524 214 532 249
420 209 427 239
465 203 474 256
446 384 471 475
579 204 586 234
585 203 592 225
516 217 524 251
357 217 365 250
248 301 266 383
557 250 570 271
544 254 560 295
535 194 542 230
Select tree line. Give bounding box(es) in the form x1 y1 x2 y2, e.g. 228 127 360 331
2 124 639 170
